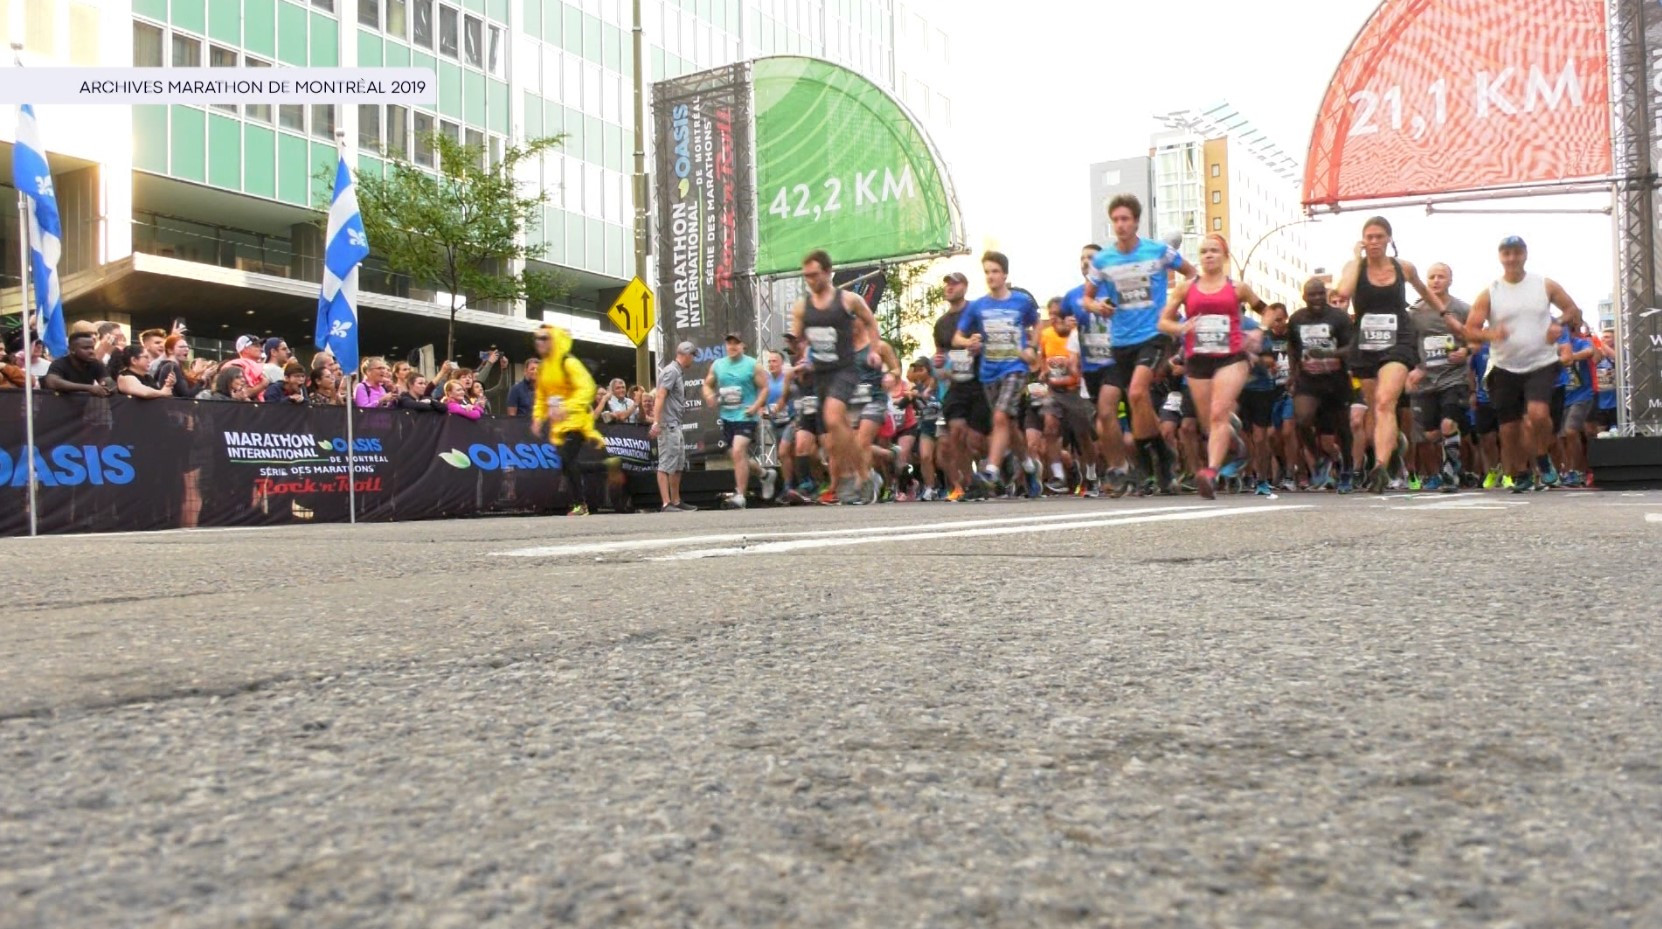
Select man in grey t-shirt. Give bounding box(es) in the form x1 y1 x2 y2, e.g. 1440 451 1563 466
1410 262 1473 490
650 340 697 511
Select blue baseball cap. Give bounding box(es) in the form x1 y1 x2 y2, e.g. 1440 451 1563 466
1499 235 1528 250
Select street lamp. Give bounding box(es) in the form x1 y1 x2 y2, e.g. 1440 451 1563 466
1233 216 1318 287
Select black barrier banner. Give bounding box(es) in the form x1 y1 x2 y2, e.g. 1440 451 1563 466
0 395 654 536
653 62 755 454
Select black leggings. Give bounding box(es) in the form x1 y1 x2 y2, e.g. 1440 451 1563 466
559 431 597 498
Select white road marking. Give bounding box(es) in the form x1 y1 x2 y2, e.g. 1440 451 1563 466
651 505 1312 561
492 506 1209 558
1647 513 1662 524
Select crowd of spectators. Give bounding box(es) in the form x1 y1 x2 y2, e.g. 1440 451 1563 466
2 320 658 427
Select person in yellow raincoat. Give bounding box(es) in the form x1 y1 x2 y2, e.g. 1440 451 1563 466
530 325 621 516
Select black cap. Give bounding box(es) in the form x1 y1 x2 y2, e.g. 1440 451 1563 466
724 331 744 343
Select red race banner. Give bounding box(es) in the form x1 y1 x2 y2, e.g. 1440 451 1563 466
1303 0 1612 209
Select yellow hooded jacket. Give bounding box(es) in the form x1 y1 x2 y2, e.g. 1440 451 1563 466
532 327 602 443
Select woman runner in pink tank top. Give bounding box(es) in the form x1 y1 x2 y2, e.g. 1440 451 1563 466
1158 233 1268 499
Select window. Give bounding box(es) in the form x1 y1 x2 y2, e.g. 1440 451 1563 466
1210 163 1221 178
1212 217 1222 231
386 0 406 39
279 104 305 132
489 135 503 168
465 127 484 166
209 46 238 112
245 59 273 123
439 119 460 148
311 0 334 9
463 14 481 67
171 32 201 67
359 0 379 28
411 0 433 48
438 5 458 57
1210 190 1221 204
311 104 335 140
486 24 503 77
133 21 163 66
387 104 408 158
1100 169 1120 187
413 112 434 166
359 104 381 149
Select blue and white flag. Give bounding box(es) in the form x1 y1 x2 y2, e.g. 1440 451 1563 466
315 155 371 374
12 104 67 357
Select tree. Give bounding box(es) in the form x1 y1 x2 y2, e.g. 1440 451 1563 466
337 133 569 362
874 260 944 362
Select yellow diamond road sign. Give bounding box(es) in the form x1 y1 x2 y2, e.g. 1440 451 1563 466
606 277 655 346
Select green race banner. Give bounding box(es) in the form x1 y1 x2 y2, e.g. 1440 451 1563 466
752 57 959 275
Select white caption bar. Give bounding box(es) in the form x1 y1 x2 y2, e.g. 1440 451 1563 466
0 68 437 104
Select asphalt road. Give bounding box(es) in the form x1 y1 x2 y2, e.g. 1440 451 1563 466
4 490 1661 928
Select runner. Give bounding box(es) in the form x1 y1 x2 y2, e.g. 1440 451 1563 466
954 251 1041 493
528 325 624 517
702 332 769 509
1462 236 1587 493
1287 276 1355 493
1154 355 1201 488
1408 262 1472 493
763 349 794 499
906 358 942 500
782 335 826 505
1040 296 1100 495
851 325 901 504
788 249 883 504
1083 195 1196 494
1259 303 1301 491
1062 244 1121 491
1332 216 1450 493
1240 311 1282 496
1468 339 1504 488
1557 323 1596 487
933 271 992 501
1157 233 1266 500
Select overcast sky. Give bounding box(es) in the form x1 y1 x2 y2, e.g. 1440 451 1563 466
926 0 1614 314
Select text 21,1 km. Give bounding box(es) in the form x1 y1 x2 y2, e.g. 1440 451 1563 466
767 165 919 222
1345 61 1590 140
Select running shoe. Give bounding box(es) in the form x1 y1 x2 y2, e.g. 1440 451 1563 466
1106 467 1132 498
1312 458 1332 489
1337 472 1355 495
1538 458 1560 487
1026 472 1043 499
1195 467 1218 500
1511 474 1534 494
780 489 806 506
1367 466 1391 494
1407 473 1422 492
721 494 747 510
1279 478 1298 493
946 487 965 503
760 468 778 501
1045 478 1069 495
1082 481 1102 499
569 503 590 517
660 503 679 513
1562 470 1583 488
1254 480 1275 497
1439 475 1459 494
1422 475 1442 493
817 488 841 506
1501 474 1515 490
675 501 699 511
1178 474 1198 494
1483 469 1501 490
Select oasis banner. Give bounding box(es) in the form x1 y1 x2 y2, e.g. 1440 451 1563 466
651 63 756 455
0 396 653 536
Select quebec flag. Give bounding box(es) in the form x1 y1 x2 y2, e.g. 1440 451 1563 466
315 155 371 374
12 104 67 357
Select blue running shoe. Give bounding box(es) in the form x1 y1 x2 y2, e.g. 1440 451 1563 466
1337 472 1354 495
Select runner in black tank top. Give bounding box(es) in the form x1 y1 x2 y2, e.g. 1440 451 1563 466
790 250 881 503
1334 216 1451 493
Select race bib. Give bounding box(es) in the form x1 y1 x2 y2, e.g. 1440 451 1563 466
1046 357 1071 383
798 394 820 415
1567 367 1583 391
1027 383 1049 405
1422 334 1453 367
1299 323 1340 374
984 320 1020 361
1359 313 1398 352
807 326 840 363
1274 354 1291 384
1110 265 1154 306
851 382 873 406
718 385 743 409
1192 315 1231 355
1081 330 1112 363
947 349 976 383
1163 391 1185 413
887 406 905 429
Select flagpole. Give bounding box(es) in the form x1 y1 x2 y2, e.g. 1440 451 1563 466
15 187 37 537
336 129 357 525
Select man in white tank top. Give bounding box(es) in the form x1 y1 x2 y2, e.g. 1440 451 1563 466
1463 236 1587 492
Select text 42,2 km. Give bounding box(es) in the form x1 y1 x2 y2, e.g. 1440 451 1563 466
768 165 918 222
